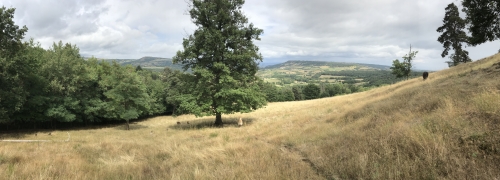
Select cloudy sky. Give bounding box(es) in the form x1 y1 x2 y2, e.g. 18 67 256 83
3 0 499 70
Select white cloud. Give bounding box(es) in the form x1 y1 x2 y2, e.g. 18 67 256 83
4 0 498 70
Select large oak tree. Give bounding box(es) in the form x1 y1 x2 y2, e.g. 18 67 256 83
173 0 266 127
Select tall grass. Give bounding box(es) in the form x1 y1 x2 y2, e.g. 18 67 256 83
1 54 500 179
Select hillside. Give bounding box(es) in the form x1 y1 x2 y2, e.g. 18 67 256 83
100 56 184 71
1 54 500 179
262 60 392 70
257 60 422 87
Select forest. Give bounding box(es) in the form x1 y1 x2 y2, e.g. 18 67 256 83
0 39 188 130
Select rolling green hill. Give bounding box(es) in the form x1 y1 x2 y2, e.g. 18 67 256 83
90 57 424 88
257 60 424 87
262 60 392 70
96 56 184 71
90 57 423 88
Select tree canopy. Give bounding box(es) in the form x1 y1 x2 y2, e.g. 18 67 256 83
437 3 471 67
303 84 320 100
173 0 266 126
0 6 179 129
0 6 29 122
391 46 418 80
462 0 500 46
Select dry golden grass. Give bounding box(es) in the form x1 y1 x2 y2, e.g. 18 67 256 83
1 53 500 179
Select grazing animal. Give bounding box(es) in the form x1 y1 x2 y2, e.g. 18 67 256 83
177 121 181 125
238 118 243 127
423 72 429 80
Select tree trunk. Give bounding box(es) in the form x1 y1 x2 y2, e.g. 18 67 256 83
214 113 223 127
126 120 130 130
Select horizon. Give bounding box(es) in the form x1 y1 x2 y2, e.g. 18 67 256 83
4 0 499 71
93 55 443 71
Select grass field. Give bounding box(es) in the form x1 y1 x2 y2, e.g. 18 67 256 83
1 53 500 179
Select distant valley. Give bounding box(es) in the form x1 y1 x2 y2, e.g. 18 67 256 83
87 56 184 71
257 60 422 87
90 57 422 87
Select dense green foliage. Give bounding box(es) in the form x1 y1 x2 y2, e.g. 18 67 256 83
391 46 418 80
0 7 29 123
303 84 321 100
258 80 369 103
0 41 182 129
462 0 500 46
172 0 266 126
0 7 184 129
437 3 471 67
1 43 183 128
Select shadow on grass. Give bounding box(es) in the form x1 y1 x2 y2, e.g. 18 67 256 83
169 117 257 130
0 117 157 138
0 129 73 140
113 123 149 130
0 132 29 139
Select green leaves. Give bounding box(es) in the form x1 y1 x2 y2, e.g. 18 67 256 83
0 5 177 127
0 7 31 122
462 0 500 46
390 59 406 79
303 84 320 100
437 3 471 67
99 63 151 123
391 46 418 80
0 6 28 59
173 0 266 126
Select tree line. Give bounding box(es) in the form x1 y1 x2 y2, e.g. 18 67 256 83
1 2 268 129
1 6 197 129
0 40 185 130
259 81 366 102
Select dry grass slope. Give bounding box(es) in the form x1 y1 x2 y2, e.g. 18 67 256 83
1 53 500 179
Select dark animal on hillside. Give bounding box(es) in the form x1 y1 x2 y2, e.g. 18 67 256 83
177 121 181 125
423 72 429 80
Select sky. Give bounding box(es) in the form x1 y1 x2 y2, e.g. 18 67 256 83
3 0 499 71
